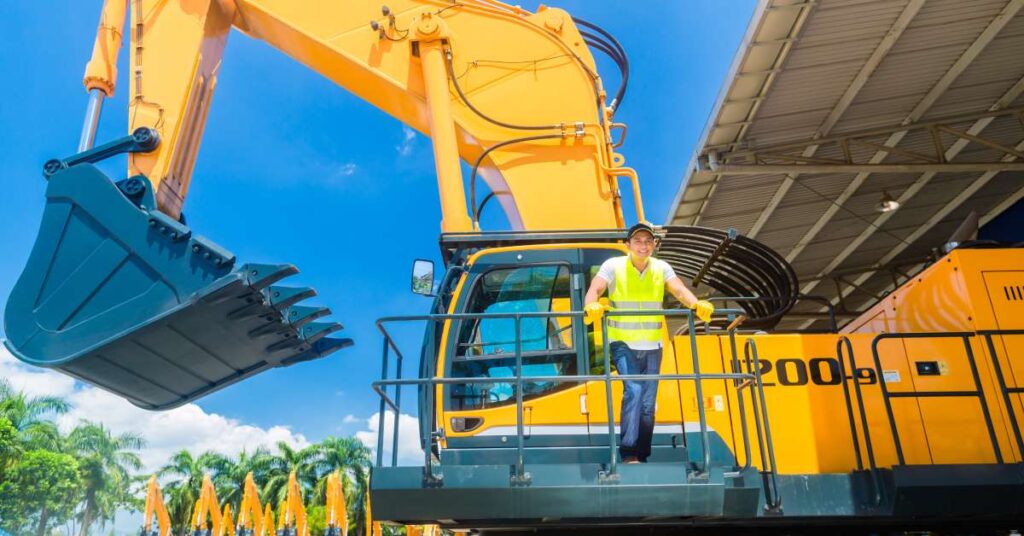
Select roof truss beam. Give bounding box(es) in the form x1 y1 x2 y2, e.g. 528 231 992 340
739 0 928 237
778 0 1024 269
795 132 1024 329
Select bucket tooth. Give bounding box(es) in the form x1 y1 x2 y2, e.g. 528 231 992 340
285 305 330 327
3 164 352 411
264 286 316 310
300 322 342 344
241 263 298 290
282 337 354 366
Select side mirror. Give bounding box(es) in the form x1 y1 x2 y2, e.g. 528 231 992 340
411 259 435 296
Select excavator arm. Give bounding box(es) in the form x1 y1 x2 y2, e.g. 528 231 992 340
86 0 642 231
3 0 644 410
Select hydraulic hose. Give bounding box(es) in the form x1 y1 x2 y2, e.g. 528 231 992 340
657 226 799 329
445 50 563 131
573 17 629 112
470 133 565 224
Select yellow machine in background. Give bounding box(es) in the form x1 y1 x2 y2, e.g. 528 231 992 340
190 475 225 536
278 472 309 536
236 473 265 536
141 476 171 536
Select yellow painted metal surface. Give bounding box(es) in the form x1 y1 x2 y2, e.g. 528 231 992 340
325 472 348 536
118 0 634 230
442 249 1024 475
237 472 265 536
83 0 127 96
844 249 1024 465
190 474 223 535
142 475 171 536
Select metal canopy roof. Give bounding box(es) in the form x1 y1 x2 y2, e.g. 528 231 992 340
667 0 1024 329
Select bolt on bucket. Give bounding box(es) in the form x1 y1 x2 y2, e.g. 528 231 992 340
4 163 350 410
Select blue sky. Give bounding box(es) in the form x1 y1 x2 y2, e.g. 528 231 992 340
0 1 755 453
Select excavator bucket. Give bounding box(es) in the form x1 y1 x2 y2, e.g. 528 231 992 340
3 163 351 410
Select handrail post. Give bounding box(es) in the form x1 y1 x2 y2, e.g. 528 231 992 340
962 334 1003 463
376 337 389 468
423 319 439 484
746 338 781 511
836 337 864 471
602 313 618 480
688 311 711 473
871 335 905 465
838 336 883 507
512 315 530 485
727 326 753 473
391 350 403 468
983 332 1024 459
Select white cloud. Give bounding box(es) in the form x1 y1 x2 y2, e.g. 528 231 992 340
396 126 416 157
342 414 360 424
0 346 308 473
354 412 423 466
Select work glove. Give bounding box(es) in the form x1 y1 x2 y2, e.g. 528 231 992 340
584 301 607 326
690 300 715 323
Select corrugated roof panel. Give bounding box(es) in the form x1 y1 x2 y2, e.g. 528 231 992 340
669 0 1024 327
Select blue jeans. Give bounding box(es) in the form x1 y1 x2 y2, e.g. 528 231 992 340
611 341 662 461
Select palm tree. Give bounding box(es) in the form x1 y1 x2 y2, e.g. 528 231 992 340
0 379 70 442
315 437 371 533
209 447 272 511
66 421 144 536
261 442 320 508
158 449 228 535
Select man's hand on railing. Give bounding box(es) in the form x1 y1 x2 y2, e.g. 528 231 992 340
691 300 715 323
584 301 607 326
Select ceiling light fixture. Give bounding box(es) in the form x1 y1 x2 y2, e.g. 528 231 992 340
876 190 900 213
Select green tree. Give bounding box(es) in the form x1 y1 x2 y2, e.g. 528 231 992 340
159 449 228 535
262 442 320 507
66 421 145 536
0 416 18 469
314 436 372 533
0 449 81 536
0 379 70 442
209 447 272 511
307 504 327 535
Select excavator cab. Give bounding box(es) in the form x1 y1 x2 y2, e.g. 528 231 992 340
3 130 350 410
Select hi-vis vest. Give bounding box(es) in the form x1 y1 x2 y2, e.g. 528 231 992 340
607 256 665 344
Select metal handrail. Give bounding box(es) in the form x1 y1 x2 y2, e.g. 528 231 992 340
978 329 1024 460
870 332 1003 465
742 338 781 512
372 307 780 490
836 336 882 507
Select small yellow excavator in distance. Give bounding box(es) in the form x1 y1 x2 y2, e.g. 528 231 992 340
141 476 171 536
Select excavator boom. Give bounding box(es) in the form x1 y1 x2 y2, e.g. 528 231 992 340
4 0 641 409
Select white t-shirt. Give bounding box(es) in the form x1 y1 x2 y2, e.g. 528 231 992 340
594 256 678 350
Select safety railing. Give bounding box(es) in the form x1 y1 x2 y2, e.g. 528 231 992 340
837 330 1024 507
870 332 1003 466
835 334 1011 487
370 307 780 501
836 336 883 506
978 329 1024 460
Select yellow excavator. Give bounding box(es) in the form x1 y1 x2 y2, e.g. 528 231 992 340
6 0 1024 532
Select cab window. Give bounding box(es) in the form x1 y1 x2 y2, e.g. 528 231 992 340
449 264 576 410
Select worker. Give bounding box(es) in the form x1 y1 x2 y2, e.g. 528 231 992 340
584 222 714 463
